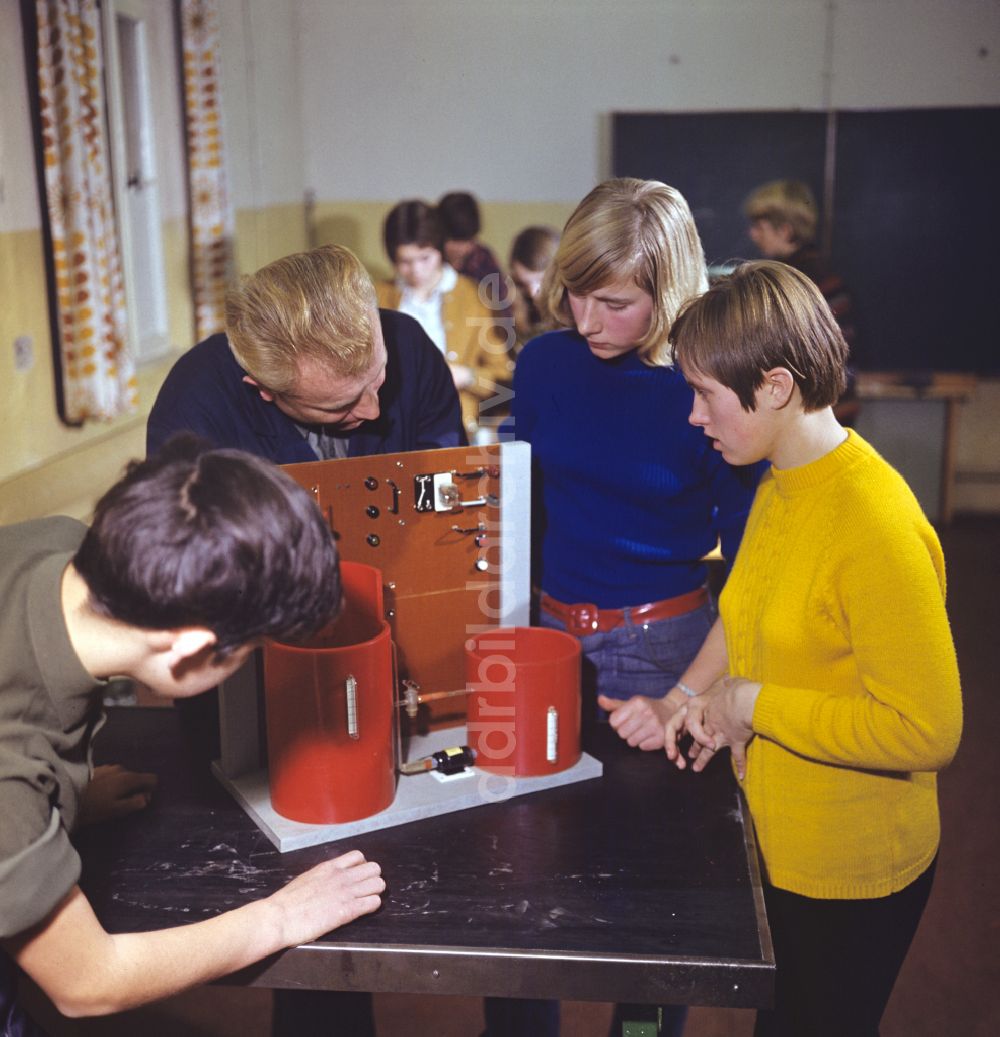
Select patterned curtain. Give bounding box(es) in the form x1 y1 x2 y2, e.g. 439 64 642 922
35 0 137 423
179 0 234 340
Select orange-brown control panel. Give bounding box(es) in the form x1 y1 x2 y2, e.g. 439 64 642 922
282 443 530 726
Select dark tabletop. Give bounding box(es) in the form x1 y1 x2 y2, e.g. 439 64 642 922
77 707 773 1007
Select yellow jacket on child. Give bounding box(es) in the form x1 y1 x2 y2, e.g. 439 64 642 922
376 274 511 438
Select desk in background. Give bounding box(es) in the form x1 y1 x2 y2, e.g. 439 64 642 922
78 707 773 1011
856 371 976 525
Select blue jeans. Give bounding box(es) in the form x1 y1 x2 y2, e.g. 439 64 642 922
538 595 715 721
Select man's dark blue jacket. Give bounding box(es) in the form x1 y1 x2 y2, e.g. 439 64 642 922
147 309 465 461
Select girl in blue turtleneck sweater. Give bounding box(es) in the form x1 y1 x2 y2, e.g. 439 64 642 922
505 179 762 745
502 178 761 1037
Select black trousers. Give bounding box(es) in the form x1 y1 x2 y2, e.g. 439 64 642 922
275 991 559 1037
272 990 375 1037
0 954 48 1037
755 857 937 1037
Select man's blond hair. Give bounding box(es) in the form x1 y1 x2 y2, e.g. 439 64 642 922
225 245 379 393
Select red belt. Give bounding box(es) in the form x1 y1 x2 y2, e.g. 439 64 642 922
539 586 709 637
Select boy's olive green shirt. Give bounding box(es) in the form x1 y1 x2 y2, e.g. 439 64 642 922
0 517 102 938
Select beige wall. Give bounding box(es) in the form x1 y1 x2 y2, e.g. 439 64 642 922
0 221 189 524
313 201 575 283
234 204 309 277
296 0 1000 203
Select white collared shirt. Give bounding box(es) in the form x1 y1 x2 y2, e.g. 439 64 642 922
395 263 458 355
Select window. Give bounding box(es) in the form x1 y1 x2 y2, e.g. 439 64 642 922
102 0 169 364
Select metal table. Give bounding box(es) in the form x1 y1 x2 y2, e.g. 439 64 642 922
78 707 773 1010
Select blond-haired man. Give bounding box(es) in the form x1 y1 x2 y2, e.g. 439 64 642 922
148 246 464 1037
148 245 464 461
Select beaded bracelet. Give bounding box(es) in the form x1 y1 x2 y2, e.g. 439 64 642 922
675 681 699 698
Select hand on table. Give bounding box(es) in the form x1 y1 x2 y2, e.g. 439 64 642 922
270 850 385 946
78 764 158 826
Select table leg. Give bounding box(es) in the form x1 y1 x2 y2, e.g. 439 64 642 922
940 398 959 526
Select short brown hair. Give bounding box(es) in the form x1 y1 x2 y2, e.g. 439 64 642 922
225 245 378 394
670 260 848 412
383 199 445 261
77 434 341 655
438 192 481 241
509 225 560 272
742 179 818 247
541 178 708 366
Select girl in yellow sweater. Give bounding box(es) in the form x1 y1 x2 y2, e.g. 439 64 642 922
660 261 962 1036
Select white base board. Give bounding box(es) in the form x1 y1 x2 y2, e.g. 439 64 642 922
213 726 603 853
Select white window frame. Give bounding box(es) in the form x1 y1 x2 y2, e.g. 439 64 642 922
102 0 170 365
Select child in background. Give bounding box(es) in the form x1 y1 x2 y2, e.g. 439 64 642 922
438 190 507 295
377 199 510 443
508 224 560 353
743 178 861 422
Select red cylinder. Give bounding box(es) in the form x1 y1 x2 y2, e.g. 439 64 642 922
264 562 396 824
465 626 581 777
